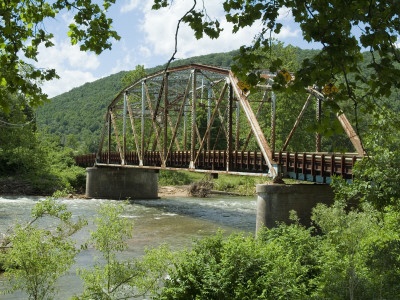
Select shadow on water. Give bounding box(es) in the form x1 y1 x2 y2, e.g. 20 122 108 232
129 195 257 232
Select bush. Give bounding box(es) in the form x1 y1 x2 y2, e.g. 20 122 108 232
158 170 192 186
158 225 317 300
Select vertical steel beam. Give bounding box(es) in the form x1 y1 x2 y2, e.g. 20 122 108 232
227 80 233 171
163 73 168 165
193 82 228 165
189 69 197 169
110 110 123 163
122 91 127 165
316 96 322 152
96 111 109 164
183 95 188 150
126 97 142 162
207 82 212 151
270 91 276 154
235 97 240 151
201 78 204 104
166 72 192 162
107 112 111 164
140 81 145 166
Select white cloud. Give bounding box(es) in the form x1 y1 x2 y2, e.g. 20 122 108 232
138 0 262 59
61 11 75 25
41 70 98 98
277 6 293 21
35 39 100 97
275 26 301 39
139 45 152 58
108 40 140 74
120 0 141 13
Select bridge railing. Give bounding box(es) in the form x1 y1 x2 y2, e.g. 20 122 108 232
75 151 361 182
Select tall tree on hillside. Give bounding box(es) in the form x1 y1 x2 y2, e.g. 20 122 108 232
0 0 120 113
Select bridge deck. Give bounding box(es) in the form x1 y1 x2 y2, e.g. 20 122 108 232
75 151 360 183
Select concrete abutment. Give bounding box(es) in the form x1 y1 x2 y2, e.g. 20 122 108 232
86 167 158 200
256 183 334 231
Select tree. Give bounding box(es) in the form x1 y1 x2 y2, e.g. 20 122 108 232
76 202 170 299
332 109 400 211
0 0 120 113
2 191 87 300
152 0 400 145
122 65 147 88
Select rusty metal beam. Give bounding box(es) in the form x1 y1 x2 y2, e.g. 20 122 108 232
316 96 322 152
270 91 276 153
336 113 364 156
229 71 277 177
307 87 364 156
96 111 109 163
189 69 197 169
167 114 181 151
109 64 229 112
108 113 111 163
193 82 228 165
183 96 188 150
242 90 268 151
163 73 168 162
144 82 165 165
110 110 124 163
210 87 229 141
126 96 142 161
235 98 240 151
122 92 127 165
166 72 192 163
212 109 226 151
282 94 313 151
227 82 233 171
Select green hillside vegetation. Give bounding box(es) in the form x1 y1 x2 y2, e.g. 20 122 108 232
36 71 127 154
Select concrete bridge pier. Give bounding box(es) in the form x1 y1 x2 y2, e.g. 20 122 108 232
86 167 158 200
256 184 334 232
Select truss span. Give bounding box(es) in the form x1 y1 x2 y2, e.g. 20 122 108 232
79 63 364 182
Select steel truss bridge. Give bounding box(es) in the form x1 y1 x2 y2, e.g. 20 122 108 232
75 63 364 183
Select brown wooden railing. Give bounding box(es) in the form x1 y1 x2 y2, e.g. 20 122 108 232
75 151 361 182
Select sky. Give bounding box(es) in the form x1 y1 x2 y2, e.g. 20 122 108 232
37 0 321 98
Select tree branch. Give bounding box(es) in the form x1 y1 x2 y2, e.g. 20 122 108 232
163 0 197 74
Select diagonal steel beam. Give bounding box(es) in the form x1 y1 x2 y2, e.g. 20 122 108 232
282 94 313 151
307 87 364 156
194 82 228 165
144 83 165 165
110 110 124 163
96 111 109 163
242 90 268 151
336 113 364 155
126 96 142 161
210 87 229 141
229 72 277 177
167 114 181 151
166 73 192 162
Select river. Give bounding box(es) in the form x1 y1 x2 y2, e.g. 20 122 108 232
0 194 256 299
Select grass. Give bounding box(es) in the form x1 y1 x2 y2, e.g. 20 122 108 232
158 169 313 196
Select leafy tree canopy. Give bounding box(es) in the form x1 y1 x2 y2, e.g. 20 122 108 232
153 0 400 113
0 0 120 113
